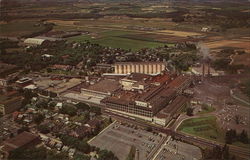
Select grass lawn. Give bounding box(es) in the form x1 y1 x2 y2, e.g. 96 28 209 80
0 20 46 37
68 30 165 51
178 116 225 142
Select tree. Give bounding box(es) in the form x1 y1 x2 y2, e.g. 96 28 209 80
73 153 90 160
90 106 101 115
93 122 101 136
222 144 230 160
97 149 118 160
239 130 249 144
47 151 69 160
213 145 222 159
77 141 91 154
83 112 90 121
47 68 52 73
146 127 152 132
36 99 49 108
9 147 47 160
186 107 194 116
225 129 237 144
37 124 50 134
76 102 90 111
21 90 38 107
203 144 234 160
234 115 242 125
33 113 45 125
48 101 57 110
60 135 91 154
109 117 113 123
60 104 77 116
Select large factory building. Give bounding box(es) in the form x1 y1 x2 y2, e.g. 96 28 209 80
101 73 192 125
114 62 166 75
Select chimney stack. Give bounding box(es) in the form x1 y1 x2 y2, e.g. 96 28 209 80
135 149 139 160
202 62 205 81
208 62 210 77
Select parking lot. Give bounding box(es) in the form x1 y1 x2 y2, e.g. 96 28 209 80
89 121 165 160
155 138 202 160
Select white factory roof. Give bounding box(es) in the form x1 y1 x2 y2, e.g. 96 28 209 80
24 38 46 45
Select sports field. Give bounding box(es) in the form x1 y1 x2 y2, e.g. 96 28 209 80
178 116 225 142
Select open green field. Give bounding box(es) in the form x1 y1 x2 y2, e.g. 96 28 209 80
0 20 47 37
178 116 225 142
68 30 165 51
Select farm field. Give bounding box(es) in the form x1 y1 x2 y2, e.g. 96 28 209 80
231 53 250 67
205 38 250 52
157 29 202 37
0 20 47 37
50 17 202 50
68 30 166 50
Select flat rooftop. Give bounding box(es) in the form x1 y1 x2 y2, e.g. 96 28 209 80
122 73 151 82
161 95 188 115
47 78 82 94
83 79 120 94
150 73 174 84
115 61 165 65
34 77 82 94
168 75 191 89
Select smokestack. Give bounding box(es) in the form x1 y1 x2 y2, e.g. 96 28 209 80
135 149 139 160
208 62 210 77
202 63 205 80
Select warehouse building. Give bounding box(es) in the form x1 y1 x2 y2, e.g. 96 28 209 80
24 36 62 46
114 62 166 75
24 38 47 46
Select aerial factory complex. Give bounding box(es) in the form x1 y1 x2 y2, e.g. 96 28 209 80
0 0 250 160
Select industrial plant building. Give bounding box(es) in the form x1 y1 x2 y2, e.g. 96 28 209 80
113 62 166 75
101 73 192 125
55 71 193 126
